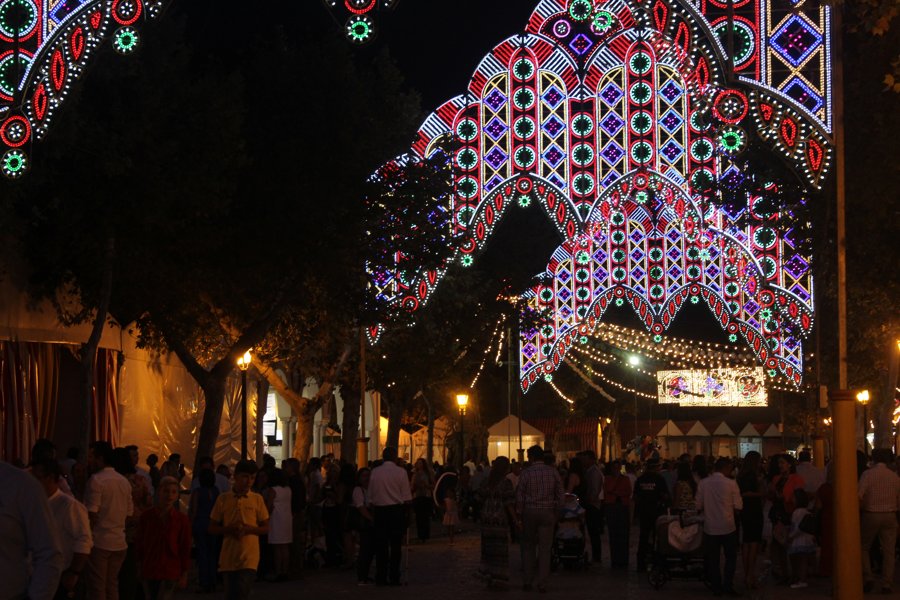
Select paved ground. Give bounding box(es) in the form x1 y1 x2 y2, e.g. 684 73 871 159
172 524 848 599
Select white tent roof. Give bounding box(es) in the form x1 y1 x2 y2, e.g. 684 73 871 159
737 423 762 437
684 421 711 437
763 424 782 437
488 415 544 438
657 420 683 437
713 422 736 436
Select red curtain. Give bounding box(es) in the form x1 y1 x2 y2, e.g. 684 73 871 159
1 341 59 463
0 341 118 463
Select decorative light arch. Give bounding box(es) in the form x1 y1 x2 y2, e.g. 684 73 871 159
371 0 831 392
0 0 166 177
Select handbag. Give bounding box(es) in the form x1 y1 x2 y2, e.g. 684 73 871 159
799 511 820 536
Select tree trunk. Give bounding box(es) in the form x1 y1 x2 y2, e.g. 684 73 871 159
425 395 435 467
294 408 315 464
255 379 269 464
386 396 402 450
80 237 115 454
340 384 360 464
196 375 227 468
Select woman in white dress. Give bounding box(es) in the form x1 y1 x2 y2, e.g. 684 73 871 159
265 468 293 581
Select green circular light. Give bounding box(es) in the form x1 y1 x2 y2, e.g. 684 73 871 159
572 143 594 166
729 334 738 342
629 82 652 104
456 148 477 170
568 0 593 21
631 141 653 164
718 126 747 154
514 59 535 80
517 194 532 208
576 250 591 265
2 148 26 178
457 119 478 141
0 0 37 39
515 147 536 168
514 116 535 138
630 52 652 75
630 111 652 134
573 173 594 195
572 114 594 136
113 27 139 54
346 16 373 44
615 298 625 306
460 255 474 267
514 88 535 109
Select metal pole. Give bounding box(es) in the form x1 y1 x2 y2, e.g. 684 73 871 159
507 324 513 459
241 369 248 460
830 390 863 600
459 407 465 470
358 329 368 469
831 11 863 597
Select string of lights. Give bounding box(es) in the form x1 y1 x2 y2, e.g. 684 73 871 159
567 354 658 400
469 317 505 388
563 358 616 397
547 378 575 405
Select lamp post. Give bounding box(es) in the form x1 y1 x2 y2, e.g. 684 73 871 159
628 355 641 448
456 393 468 470
857 389 870 453
237 351 252 460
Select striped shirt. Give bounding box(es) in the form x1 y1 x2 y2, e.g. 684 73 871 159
516 463 563 513
858 463 900 512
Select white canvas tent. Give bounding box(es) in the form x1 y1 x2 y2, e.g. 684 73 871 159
487 415 545 461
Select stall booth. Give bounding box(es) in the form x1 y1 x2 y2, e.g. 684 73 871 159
487 415 544 462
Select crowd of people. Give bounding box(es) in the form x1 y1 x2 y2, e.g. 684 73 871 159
2 439 899 598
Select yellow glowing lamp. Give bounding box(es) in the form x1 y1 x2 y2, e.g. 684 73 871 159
237 350 252 371
456 393 469 413
856 390 870 405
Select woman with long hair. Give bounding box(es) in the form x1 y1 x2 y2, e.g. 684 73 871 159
264 468 293 581
411 458 434 543
476 456 516 587
672 461 697 514
737 451 765 589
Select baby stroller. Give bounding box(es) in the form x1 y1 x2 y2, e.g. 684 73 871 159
647 513 706 589
551 494 589 570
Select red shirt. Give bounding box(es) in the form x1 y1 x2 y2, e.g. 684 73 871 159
137 506 191 581
603 474 632 508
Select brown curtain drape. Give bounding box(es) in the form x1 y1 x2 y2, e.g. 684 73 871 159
0 341 61 463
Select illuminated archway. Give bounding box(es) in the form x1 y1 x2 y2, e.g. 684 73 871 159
371 0 831 391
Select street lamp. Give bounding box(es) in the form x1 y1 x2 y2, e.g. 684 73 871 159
456 393 469 469
857 389 870 453
237 350 252 460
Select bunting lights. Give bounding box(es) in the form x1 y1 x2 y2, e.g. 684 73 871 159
0 0 167 177
368 0 832 402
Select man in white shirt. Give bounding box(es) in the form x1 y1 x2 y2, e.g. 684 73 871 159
795 450 824 495
367 447 412 586
0 460 63 600
695 457 743 596
84 441 133 600
32 458 93 600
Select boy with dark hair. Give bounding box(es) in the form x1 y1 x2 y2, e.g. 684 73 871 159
208 460 270 600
